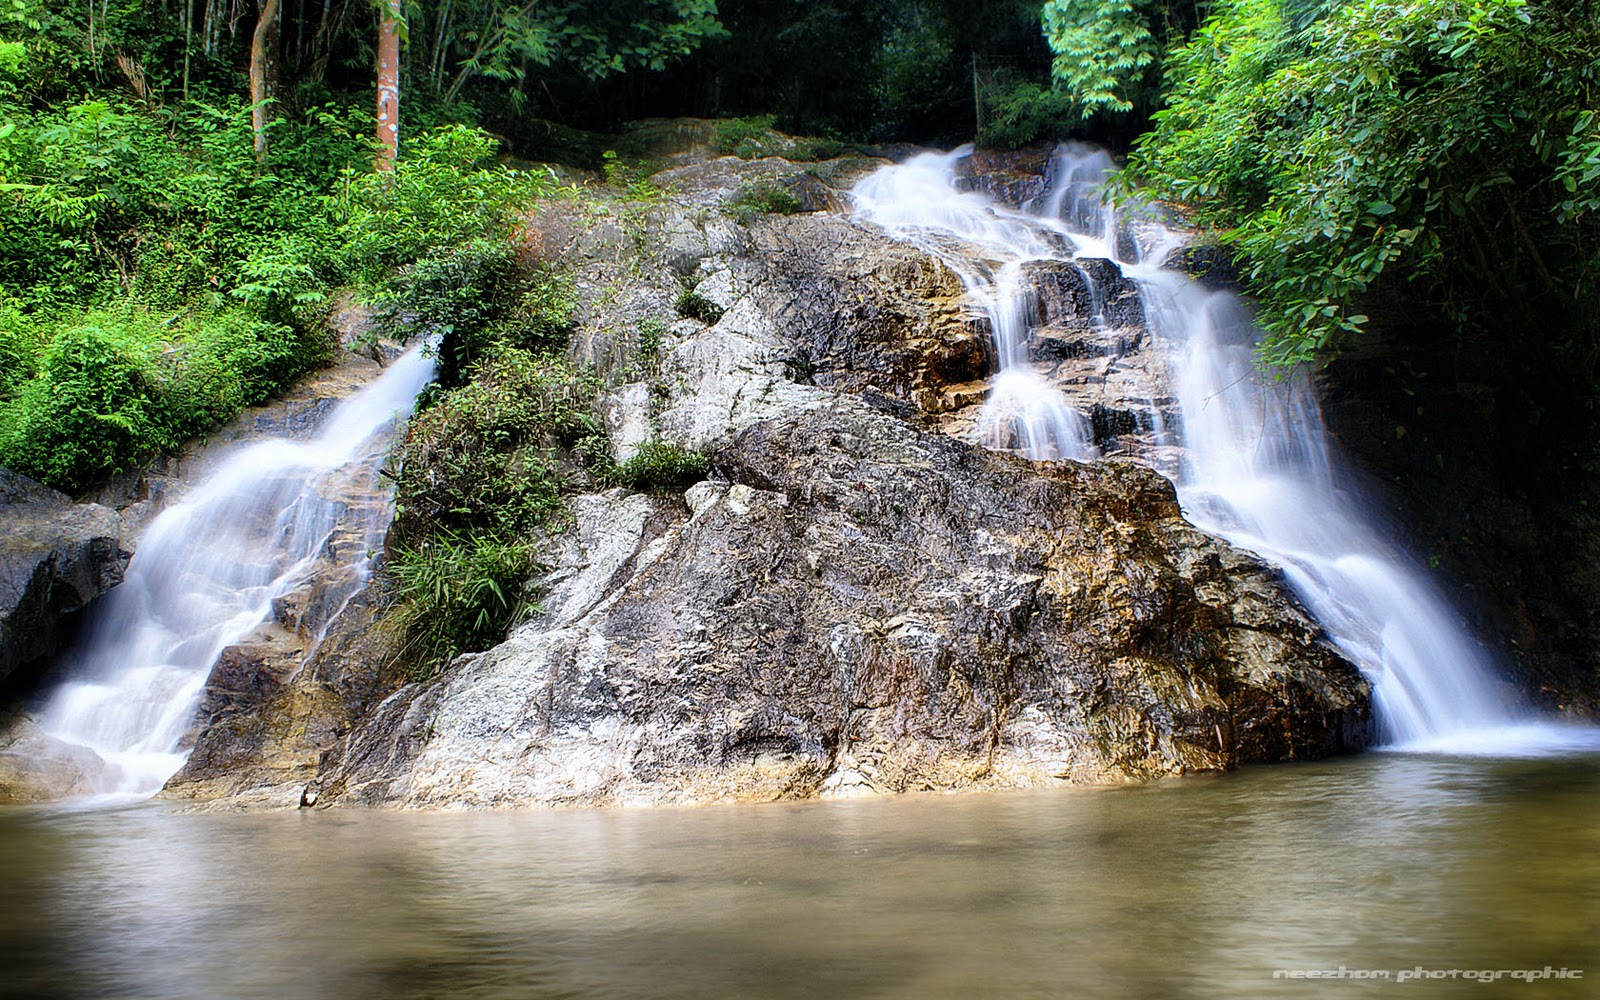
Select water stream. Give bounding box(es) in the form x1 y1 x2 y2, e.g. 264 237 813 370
33 347 436 799
2 752 1594 999
853 146 1598 753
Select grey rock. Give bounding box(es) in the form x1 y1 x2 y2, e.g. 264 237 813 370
0 713 108 802
169 144 1378 811
316 400 1371 809
0 469 128 683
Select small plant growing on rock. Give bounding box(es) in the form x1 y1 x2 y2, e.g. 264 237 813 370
725 181 802 225
675 289 724 325
388 530 538 679
601 149 664 202
623 318 668 381
607 441 710 495
713 115 779 158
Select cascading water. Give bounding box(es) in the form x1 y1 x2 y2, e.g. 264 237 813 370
854 146 1597 754
854 152 1095 461
35 347 436 799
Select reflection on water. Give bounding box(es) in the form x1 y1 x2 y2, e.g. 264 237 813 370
1 753 1596 999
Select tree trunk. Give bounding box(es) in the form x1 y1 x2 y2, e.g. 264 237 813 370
249 0 282 162
376 0 401 171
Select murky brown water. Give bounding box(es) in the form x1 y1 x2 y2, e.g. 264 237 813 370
1 752 1596 999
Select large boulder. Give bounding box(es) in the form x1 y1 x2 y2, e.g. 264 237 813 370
159 144 1376 811
0 469 127 685
316 401 1371 809
0 712 108 803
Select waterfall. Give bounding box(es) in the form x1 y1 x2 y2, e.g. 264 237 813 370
854 151 1095 462
34 347 436 799
854 146 1597 754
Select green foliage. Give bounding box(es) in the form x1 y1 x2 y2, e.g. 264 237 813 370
0 306 325 492
713 115 781 157
601 149 665 201
505 265 580 353
372 240 575 387
389 346 606 545
1129 0 1600 365
371 239 518 380
624 317 668 381
606 440 710 495
675 288 725 325
0 301 43 398
385 342 613 675
978 81 1080 147
426 0 726 103
331 125 550 284
725 180 802 224
0 87 544 491
1042 0 1157 117
388 531 538 679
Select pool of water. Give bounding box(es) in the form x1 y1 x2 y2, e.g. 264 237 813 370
1 752 1595 999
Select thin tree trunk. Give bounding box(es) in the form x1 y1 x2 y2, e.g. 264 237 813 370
182 0 193 100
306 0 335 83
431 0 452 90
376 0 401 170
250 0 282 162
293 0 304 74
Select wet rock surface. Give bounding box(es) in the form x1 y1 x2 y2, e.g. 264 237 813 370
5 137 1382 810
319 402 1369 808
0 712 107 802
296 148 1371 809
0 470 127 687
161 588 394 810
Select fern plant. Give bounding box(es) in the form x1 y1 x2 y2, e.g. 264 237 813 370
388 531 538 679
1042 0 1157 117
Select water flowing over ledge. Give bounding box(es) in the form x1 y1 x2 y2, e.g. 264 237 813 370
31 347 436 801
852 145 1600 756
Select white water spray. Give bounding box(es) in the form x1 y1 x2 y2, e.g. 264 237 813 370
855 150 1095 461
36 348 436 798
854 146 1597 755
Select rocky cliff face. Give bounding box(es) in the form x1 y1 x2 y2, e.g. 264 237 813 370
0 469 127 688
10 143 1375 810
283 149 1368 809
319 401 1367 808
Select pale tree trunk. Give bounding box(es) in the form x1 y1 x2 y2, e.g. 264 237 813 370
249 0 282 162
376 0 401 171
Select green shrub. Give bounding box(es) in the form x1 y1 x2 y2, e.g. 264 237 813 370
388 530 538 679
372 240 518 381
385 344 614 676
371 241 575 387
0 306 325 492
726 181 802 225
388 346 606 544
675 289 725 325
979 82 1079 148
501 265 578 354
713 115 779 158
607 440 709 495
0 319 160 491
331 125 552 284
0 304 43 399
